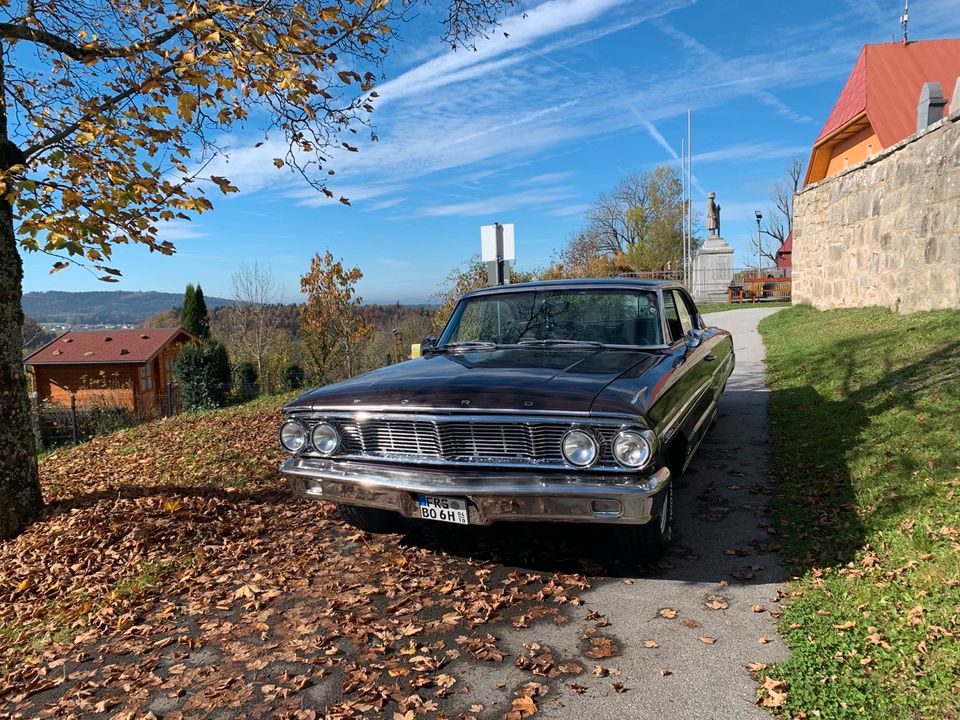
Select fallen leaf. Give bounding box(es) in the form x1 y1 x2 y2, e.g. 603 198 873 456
704 595 728 610
643 640 660 649
658 608 678 619
699 636 718 645
758 677 788 708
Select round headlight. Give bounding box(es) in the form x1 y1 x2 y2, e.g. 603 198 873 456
311 422 340 456
562 429 598 467
612 430 652 468
280 421 306 453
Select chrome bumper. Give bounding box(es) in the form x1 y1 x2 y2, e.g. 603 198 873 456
281 457 671 526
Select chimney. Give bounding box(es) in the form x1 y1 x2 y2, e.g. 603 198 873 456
917 81 947 132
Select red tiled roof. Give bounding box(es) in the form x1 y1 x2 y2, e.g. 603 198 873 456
24 327 192 365
816 39 960 147
776 233 792 269
777 233 793 255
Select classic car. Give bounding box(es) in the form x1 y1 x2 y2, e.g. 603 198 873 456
279 279 734 559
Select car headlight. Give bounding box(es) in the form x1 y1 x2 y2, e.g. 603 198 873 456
612 429 653 468
311 422 340 456
562 429 598 467
279 421 306 453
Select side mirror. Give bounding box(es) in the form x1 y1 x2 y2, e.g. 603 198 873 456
685 328 703 349
421 335 437 352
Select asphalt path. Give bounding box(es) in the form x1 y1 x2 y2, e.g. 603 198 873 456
456 305 790 719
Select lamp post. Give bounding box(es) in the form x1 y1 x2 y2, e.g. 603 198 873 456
754 210 763 273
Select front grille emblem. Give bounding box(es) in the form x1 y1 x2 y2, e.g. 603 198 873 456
461 400 470 407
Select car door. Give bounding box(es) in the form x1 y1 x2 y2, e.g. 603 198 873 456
665 289 724 467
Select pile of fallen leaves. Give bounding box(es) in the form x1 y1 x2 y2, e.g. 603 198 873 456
0 399 611 719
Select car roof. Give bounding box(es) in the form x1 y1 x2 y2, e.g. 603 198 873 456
461 277 680 298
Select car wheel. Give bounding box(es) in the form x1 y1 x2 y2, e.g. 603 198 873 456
612 483 673 561
336 503 404 533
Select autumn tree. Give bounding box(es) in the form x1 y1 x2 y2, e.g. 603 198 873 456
300 252 370 383
541 228 618 279
429 255 538 333
0 0 516 537
544 167 695 281
587 166 691 271
430 256 489 333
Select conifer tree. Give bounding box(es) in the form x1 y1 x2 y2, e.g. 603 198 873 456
192 285 211 340
180 284 197 332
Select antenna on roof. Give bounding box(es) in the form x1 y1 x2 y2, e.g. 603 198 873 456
900 0 909 44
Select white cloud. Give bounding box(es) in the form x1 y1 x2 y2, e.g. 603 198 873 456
416 187 577 217
515 171 575 187
546 203 590 217
374 0 636 105
187 0 872 219
155 220 206 242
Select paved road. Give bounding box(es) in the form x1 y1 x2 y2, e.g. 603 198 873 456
457 306 790 719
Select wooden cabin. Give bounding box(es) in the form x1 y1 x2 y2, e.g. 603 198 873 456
24 327 196 417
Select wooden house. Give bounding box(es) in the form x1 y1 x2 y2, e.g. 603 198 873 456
24 327 196 417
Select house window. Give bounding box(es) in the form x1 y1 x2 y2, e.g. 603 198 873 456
139 363 154 391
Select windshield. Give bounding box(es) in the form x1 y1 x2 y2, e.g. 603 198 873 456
438 288 664 347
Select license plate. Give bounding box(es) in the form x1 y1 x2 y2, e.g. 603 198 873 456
417 495 469 525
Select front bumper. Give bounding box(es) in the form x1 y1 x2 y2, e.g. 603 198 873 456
281 456 671 525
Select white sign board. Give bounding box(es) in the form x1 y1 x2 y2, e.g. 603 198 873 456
480 224 516 262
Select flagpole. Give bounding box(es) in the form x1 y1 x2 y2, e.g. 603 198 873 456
681 138 686 286
687 108 693 290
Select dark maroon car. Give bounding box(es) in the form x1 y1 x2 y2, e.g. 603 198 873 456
279 279 734 559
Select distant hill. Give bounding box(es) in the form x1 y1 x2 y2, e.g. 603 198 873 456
23 291 234 325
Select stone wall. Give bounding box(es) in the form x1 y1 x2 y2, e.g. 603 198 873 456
793 111 960 313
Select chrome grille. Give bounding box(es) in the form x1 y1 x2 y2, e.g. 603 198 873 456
294 412 628 470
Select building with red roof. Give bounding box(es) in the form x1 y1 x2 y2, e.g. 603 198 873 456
24 327 196 416
805 38 960 185
776 233 792 270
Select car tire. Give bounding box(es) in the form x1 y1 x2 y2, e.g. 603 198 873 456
612 483 673 561
336 503 404 534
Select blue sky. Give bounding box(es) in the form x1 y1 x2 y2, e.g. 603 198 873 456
20 0 960 304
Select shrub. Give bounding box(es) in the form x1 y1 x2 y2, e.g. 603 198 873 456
282 363 305 391
174 341 231 411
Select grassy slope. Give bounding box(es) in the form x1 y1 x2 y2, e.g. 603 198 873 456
760 305 960 719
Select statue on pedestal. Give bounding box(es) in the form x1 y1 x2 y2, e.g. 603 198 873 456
706 192 721 236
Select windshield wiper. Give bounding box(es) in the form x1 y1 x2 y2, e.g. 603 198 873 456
435 341 500 352
517 339 607 349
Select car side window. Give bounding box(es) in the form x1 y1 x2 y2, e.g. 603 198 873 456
672 290 694 336
675 289 701 330
662 292 685 343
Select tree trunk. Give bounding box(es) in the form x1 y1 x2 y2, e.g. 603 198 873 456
0 47 44 539
0 192 44 538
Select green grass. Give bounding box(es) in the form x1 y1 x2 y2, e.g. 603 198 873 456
699 300 790 314
759 305 960 719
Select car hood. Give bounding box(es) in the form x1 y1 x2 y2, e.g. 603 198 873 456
286 348 665 415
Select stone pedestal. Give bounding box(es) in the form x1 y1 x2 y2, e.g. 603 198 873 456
693 235 734 303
